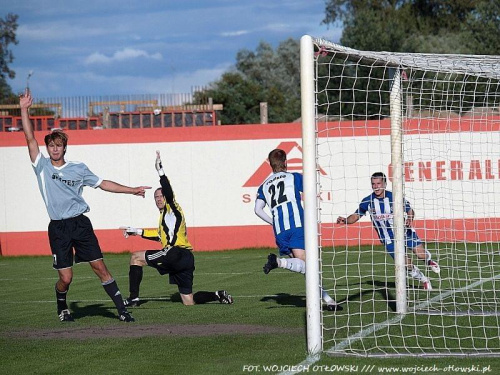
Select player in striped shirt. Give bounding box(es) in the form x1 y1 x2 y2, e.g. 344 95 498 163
336 172 440 290
121 151 233 307
255 149 342 311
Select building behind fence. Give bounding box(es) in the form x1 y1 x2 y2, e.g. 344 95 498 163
0 91 223 131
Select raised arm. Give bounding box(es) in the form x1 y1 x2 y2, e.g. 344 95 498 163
99 180 151 197
19 89 40 162
155 150 175 204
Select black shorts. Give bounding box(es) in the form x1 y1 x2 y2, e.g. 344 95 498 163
145 246 195 295
48 214 103 270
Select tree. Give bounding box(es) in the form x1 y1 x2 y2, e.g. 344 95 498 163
194 72 265 125
0 13 19 101
322 0 500 54
193 38 301 124
319 1 500 119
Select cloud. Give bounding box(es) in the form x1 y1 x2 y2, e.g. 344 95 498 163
17 24 111 41
85 48 163 64
220 30 250 37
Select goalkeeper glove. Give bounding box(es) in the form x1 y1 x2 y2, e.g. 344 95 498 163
121 227 143 238
155 150 165 176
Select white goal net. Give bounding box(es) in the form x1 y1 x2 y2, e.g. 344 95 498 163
301 35 500 357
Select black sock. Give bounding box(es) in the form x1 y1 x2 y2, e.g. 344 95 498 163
193 291 218 304
55 284 69 313
129 265 143 300
102 279 126 314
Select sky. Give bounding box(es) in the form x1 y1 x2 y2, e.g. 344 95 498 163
4 0 341 99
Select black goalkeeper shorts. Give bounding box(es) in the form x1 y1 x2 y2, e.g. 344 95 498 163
145 246 195 295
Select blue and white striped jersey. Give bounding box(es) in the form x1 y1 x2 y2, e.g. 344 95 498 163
256 171 304 235
32 152 102 220
356 190 412 246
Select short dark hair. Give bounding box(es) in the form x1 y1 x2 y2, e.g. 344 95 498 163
371 172 387 183
268 149 287 172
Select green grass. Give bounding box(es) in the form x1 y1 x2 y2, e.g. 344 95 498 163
322 243 500 356
1 248 500 374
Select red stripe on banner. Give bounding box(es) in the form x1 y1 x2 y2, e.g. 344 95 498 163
0 123 301 147
0 225 277 256
321 218 500 246
2 117 499 147
1 219 498 256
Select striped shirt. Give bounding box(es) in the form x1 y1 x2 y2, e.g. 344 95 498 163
356 190 412 246
256 171 304 235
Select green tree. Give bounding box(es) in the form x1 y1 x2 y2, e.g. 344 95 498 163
322 0 499 54
320 1 500 119
193 38 301 125
194 72 265 125
0 13 19 101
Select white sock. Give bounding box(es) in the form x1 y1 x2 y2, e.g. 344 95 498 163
322 289 336 304
279 258 306 275
409 265 428 282
424 248 432 263
281 258 337 304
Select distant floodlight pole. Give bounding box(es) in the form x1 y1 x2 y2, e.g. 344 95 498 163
26 70 34 91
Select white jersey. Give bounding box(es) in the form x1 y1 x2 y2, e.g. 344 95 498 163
32 152 102 220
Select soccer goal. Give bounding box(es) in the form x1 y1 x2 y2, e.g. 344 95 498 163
301 35 500 357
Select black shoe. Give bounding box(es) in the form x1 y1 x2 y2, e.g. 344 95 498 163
325 304 343 312
58 309 75 322
119 311 135 322
124 297 140 307
216 290 234 304
263 253 278 274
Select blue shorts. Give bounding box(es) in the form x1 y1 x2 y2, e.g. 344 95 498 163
275 228 305 256
385 228 422 259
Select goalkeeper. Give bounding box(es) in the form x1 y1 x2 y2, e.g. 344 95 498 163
121 151 233 306
336 172 440 290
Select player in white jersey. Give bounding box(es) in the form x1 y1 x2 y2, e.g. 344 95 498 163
336 172 441 290
20 89 151 322
255 149 342 311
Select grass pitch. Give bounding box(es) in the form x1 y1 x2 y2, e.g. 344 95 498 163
1 248 500 374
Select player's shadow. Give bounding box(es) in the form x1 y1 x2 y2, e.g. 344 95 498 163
69 301 117 320
169 293 182 303
134 294 179 307
260 293 306 308
333 280 397 312
365 280 397 311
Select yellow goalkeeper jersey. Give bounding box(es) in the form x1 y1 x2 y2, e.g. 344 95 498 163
142 175 192 250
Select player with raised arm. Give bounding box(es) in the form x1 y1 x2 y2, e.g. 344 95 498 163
336 172 440 290
255 148 342 311
19 89 151 322
121 151 233 307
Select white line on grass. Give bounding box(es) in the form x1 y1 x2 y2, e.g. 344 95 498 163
0 271 262 282
281 273 500 375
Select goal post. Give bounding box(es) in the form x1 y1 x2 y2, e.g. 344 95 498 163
300 35 323 355
301 35 500 357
